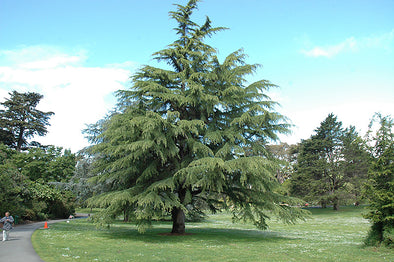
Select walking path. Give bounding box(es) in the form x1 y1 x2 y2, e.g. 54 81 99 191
0 221 51 262
0 214 87 262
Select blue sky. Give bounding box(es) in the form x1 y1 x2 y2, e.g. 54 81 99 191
1 0 393 152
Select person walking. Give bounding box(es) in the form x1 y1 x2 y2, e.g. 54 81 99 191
1 211 14 241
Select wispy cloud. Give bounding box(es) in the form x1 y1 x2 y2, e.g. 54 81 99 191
0 45 139 152
0 45 86 69
302 37 357 58
301 30 394 58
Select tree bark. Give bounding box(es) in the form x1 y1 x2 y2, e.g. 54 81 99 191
16 127 25 152
333 197 339 211
171 207 185 234
124 208 129 222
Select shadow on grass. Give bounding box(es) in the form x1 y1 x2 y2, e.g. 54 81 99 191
304 205 366 217
51 220 296 244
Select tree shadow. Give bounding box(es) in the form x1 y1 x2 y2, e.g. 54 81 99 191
51 220 298 245
102 227 296 244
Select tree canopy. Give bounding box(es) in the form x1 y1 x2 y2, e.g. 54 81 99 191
0 144 76 220
0 91 76 220
86 0 307 233
363 114 394 247
0 91 54 151
289 113 370 210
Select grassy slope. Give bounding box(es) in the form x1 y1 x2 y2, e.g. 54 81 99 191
32 206 393 262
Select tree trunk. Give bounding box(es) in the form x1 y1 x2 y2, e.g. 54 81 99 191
16 127 25 152
333 197 339 211
124 209 129 222
171 207 185 234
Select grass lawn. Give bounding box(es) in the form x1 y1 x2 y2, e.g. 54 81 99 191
32 206 393 262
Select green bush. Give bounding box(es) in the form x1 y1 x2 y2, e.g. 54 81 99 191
382 226 394 247
365 223 394 247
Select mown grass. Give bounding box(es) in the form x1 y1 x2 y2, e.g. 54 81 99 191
32 206 393 261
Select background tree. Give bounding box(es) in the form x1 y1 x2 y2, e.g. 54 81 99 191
58 155 100 207
0 144 25 215
0 129 14 147
290 138 327 206
341 126 370 204
289 114 369 210
12 146 75 182
266 142 298 184
0 144 76 220
0 91 54 151
86 0 307 234
363 114 394 247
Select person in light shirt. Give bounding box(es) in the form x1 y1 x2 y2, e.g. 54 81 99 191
0 211 14 241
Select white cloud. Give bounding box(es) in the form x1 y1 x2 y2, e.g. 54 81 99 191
301 37 357 58
0 45 87 69
301 29 393 58
279 99 394 145
0 45 138 152
22 55 83 69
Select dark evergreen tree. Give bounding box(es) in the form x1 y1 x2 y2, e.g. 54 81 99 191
0 129 14 147
0 91 54 151
290 137 328 206
86 0 307 233
290 114 370 210
363 114 394 247
341 126 370 204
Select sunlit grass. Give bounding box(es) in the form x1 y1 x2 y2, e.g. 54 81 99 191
32 206 393 261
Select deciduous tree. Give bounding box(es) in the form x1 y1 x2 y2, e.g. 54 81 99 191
266 143 298 184
13 146 76 182
0 144 76 220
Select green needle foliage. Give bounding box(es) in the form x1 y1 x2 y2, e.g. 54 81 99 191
0 91 54 151
363 114 394 247
289 114 370 210
86 0 307 233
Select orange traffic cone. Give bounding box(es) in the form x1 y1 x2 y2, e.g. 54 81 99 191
44 221 49 229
